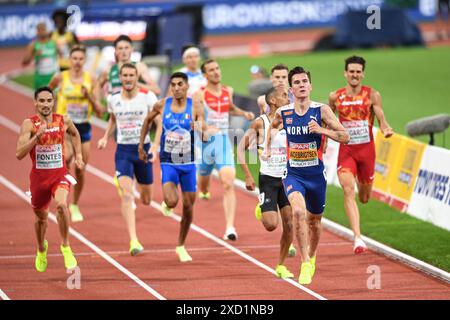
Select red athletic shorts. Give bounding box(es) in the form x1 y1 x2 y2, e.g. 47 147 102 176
337 142 375 184
29 174 72 211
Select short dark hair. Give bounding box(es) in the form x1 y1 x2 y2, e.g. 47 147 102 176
271 64 289 74
170 72 188 83
51 9 69 23
345 55 366 71
264 87 278 106
114 35 133 48
288 66 311 86
201 59 217 74
70 44 86 56
34 86 54 99
120 62 138 74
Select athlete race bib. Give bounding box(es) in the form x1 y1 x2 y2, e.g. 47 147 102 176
67 103 88 124
207 112 228 130
342 120 370 145
37 57 57 75
288 141 319 168
35 144 63 169
164 131 191 154
117 122 141 144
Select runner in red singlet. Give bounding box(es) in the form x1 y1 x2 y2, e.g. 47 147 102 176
16 87 84 272
329 56 393 254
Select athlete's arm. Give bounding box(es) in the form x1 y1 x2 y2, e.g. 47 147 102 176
192 92 208 140
237 118 263 191
22 42 35 67
16 119 43 160
257 95 266 115
138 99 163 162
137 62 161 96
149 114 162 163
64 116 84 170
227 87 255 120
328 91 338 113
82 75 103 117
312 105 350 144
371 89 394 138
97 113 116 150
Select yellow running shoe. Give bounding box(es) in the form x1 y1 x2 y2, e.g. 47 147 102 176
176 246 192 262
288 243 297 257
298 261 313 285
254 204 262 221
69 204 84 223
275 264 294 279
198 192 211 200
129 239 144 256
310 256 316 277
35 240 48 272
60 244 77 269
161 201 173 217
113 174 123 197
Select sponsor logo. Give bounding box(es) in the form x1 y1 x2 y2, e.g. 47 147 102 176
286 118 293 124
283 111 293 116
310 115 317 122
286 185 293 192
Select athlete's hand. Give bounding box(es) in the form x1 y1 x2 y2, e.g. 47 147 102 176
35 121 47 141
138 144 148 163
74 154 84 170
244 111 255 121
322 137 328 154
149 144 159 163
382 126 394 138
245 175 255 191
81 86 89 99
97 137 108 150
260 149 271 161
308 120 323 135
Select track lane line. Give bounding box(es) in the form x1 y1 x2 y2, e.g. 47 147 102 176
0 289 11 300
0 174 166 301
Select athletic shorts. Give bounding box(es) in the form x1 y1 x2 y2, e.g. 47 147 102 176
34 73 53 90
198 134 234 176
115 143 153 185
337 143 375 184
74 122 92 143
258 174 290 213
30 173 72 210
161 163 197 193
282 172 327 215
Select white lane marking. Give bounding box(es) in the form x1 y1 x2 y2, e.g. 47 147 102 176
0 289 11 300
0 175 166 300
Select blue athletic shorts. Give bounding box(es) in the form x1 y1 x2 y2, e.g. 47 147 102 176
197 134 234 176
74 122 92 143
282 171 327 214
161 163 197 192
115 143 153 185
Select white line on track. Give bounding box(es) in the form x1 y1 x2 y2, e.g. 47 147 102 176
0 111 326 300
0 288 11 300
0 175 166 300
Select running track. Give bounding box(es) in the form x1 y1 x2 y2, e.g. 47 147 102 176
0 49 449 300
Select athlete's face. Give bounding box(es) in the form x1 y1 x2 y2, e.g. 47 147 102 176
271 69 289 89
170 77 189 100
183 52 200 71
345 63 365 87
274 88 290 108
35 91 54 117
36 23 48 39
115 41 133 63
291 73 312 99
203 61 221 84
69 50 85 71
120 67 138 91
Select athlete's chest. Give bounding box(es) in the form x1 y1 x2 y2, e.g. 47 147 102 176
336 92 372 118
204 91 230 112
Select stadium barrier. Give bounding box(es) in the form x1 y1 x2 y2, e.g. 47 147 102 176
324 128 450 232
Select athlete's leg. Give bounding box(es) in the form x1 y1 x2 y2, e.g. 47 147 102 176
53 186 71 247
118 176 138 241
279 205 294 266
197 174 211 195
33 208 48 252
64 135 74 167
73 141 90 205
357 182 373 204
218 166 236 231
288 192 310 263
338 171 361 239
261 211 278 232
179 192 196 246
163 182 179 208
307 211 323 259
138 183 152 206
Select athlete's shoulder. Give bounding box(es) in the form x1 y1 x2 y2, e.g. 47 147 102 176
279 103 294 112
310 101 323 108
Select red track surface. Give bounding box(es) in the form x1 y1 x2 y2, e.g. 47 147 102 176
0 49 449 300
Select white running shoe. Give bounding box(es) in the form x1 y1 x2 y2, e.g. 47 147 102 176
223 227 238 241
353 237 368 254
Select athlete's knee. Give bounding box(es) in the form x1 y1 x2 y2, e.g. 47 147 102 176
342 184 356 197
292 206 306 221
121 190 134 204
165 195 178 208
359 193 370 204
263 220 277 232
34 210 48 223
307 214 322 228
55 201 68 214
221 178 235 192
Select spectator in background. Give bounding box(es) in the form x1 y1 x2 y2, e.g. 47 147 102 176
51 9 79 71
178 45 207 98
249 65 268 80
436 0 450 40
22 22 59 90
